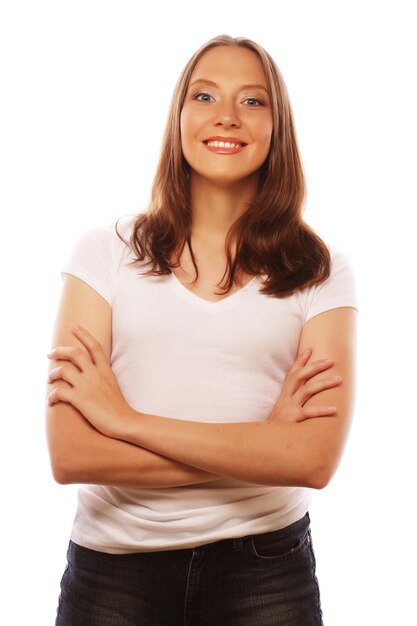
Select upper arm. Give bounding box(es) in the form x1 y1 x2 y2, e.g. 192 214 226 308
45 273 112 482
297 306 357 487
50 273 112 359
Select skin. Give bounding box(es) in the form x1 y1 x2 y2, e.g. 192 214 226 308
175 46 274 293
180 45 273 216
46 45 357 489
181 46 273 196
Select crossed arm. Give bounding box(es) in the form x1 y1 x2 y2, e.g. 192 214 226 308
46 274 356 489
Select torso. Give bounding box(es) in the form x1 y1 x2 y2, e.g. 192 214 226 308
170 240 255 303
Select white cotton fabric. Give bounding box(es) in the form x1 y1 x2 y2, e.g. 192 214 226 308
61 214 358 553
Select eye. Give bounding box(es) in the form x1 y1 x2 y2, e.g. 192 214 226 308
193 92 213 103
244 97 265 107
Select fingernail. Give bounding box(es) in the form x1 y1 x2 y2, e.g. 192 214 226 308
72 324 81 331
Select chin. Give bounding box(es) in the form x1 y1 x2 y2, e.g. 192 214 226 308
192 167 260 186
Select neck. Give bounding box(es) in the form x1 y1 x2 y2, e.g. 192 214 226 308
188 173 259 244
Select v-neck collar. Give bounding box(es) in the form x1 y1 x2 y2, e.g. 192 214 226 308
170 271 260 311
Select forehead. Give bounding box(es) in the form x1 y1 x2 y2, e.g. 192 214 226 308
189 46 268 88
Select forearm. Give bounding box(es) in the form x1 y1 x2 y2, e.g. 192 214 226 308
48 311 355 490
118 411 329 489
115 310 357 489
48 411 223 488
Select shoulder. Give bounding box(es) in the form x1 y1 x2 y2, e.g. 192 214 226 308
67 213 138 261
327 244 356 275
113 212 138 244
301 243 358 324
314 242 357 291
61 213 141 306
326 244 357 300
82 213 136 246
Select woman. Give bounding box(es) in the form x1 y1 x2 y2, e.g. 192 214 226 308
46 34 357 625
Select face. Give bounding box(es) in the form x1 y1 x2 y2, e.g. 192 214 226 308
180 46 273 187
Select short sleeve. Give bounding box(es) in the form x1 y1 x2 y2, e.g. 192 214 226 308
61 225 116 306
303 247 358 324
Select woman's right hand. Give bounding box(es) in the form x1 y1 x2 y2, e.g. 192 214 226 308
268 348 341 424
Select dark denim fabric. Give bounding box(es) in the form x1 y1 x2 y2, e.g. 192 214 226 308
55 512 323 625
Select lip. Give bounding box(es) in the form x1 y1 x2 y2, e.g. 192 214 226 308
203 136 248 155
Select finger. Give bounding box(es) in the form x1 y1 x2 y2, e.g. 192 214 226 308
300 405 337 419
289 358 336 393
287 349 312 379
47 364 79 386
284 358 334 396
298 359 336 381
47 385 72 406
295 375 342 405
296 348 312 367
47 346 90 371
71 325 107 368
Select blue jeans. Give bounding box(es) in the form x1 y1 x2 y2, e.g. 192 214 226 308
55 512 323 625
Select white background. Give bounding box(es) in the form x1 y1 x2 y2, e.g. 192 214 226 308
1 1 416 624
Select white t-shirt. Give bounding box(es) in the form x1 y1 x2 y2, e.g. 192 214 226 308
61 214 358 554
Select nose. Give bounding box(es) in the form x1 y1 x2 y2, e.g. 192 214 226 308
213 102 241 129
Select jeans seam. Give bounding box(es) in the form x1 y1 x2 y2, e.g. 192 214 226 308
183 549 199 626
308 539 324 623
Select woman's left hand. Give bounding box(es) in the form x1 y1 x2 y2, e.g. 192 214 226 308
47 325 134 439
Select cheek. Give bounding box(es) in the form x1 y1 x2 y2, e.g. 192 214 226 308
181 104 210 135
180 111 187 140
179 110 187 141
255 120 273 157
180 107 199 136
180 108 197 153
256 116 273 144
239 110 273 154
180 111 191 156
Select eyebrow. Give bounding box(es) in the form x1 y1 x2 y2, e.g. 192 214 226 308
189 79 269 94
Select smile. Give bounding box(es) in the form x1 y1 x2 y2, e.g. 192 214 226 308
203 141 247 155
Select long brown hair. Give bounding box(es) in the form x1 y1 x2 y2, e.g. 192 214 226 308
116 34 330 297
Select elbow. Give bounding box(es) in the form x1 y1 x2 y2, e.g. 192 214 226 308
47 426 86 485
48 449 79 485
267 463 333 490
308 470 330 490
307 462 334 490
51 464 73 485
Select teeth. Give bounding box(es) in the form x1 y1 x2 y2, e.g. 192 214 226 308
207 140 243 149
